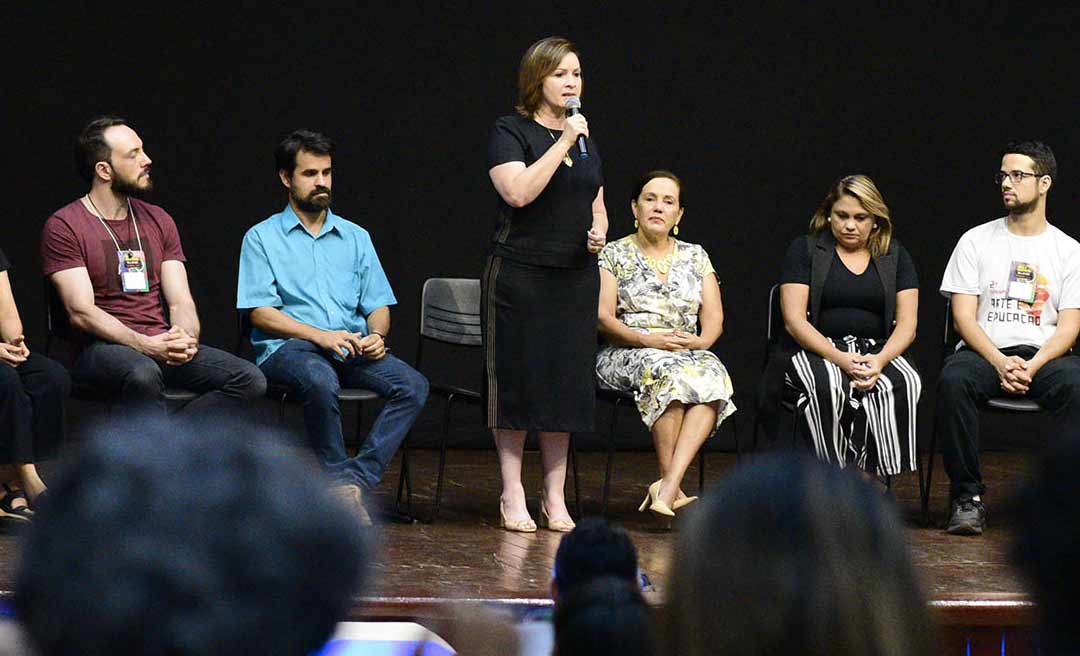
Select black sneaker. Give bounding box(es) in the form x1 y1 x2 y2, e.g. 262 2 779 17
947 497 987 535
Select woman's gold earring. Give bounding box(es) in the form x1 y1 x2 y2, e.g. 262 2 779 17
634 219 639 229
673 225 679 236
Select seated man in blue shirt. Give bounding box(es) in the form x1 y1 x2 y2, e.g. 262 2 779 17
237 130 429 524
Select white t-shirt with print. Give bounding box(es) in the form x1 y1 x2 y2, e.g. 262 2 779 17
940 217 1080 349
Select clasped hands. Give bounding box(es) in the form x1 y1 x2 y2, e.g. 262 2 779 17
641 330 701 352
834 351 885 391
142 326 199 366
0 335 30 367
995 354 1035 395
315 329 386 361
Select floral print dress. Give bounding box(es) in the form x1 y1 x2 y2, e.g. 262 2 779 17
596 235 736 430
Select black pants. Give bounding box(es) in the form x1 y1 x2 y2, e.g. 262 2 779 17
0 352 70 463
935 346 1080 500
71 341 266 416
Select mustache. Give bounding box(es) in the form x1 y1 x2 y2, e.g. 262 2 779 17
310 186 330 196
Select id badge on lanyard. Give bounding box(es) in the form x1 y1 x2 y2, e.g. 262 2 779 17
119 249 150 293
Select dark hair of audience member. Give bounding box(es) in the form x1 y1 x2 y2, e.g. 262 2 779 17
662 453 934 656
1012 436 1080 654
554 576 655 656
275 129 335 176
553 517 639 601
16 415 368 656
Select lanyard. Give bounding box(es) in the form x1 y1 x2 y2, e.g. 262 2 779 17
86 195 144 254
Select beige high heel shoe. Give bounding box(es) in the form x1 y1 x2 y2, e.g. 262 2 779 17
672 495 699 511
638 480 675 517
499 499 537 533
539 494 576 533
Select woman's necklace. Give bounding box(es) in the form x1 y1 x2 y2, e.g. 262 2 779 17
634 235 675 275
542 125 574 167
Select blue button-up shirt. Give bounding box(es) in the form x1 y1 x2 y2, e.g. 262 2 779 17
236 205 397 365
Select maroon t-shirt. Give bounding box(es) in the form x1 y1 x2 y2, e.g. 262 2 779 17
41 198 186 337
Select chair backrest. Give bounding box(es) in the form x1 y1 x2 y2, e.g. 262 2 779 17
942 296 960 357
419 278 482 347
766 283 782 344
236 310 254 356
45 277 73 341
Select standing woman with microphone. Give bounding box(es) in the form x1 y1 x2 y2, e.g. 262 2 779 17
484 36 607 533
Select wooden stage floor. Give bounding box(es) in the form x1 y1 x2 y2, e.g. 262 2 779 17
0 448 1038 640
357 450 1035 619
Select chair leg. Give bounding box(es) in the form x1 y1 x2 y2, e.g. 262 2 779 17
433 394 455 522
278 393 287 424
922 423 939 527
732 414 741 462
697 449 706 495
395 439 413 516
602 398 620 517
790 409 799 449
570 436 582 518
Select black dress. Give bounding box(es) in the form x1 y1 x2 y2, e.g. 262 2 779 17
0 247 70 463
482 114 603 432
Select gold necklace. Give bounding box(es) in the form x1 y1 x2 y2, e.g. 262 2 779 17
635 236 675 275
544 128 574 167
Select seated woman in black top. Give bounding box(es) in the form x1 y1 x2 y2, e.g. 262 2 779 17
779 175 920 477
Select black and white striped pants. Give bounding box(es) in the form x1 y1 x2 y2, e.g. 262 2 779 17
784 336 921 475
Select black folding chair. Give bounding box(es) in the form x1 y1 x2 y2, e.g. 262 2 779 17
752 283 801 449
395 277 582 522
920 297 1042 525
45 279 198 409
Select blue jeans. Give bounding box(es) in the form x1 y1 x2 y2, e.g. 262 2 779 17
260 339 429 488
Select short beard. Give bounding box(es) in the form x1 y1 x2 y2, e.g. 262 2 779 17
292 188 331 213
1005 196 1038 215
111 172 152 199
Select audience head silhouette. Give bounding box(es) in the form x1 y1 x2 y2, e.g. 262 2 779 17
663 453 933 656
554 575 655 656
552 517 639 601
16 415 368 656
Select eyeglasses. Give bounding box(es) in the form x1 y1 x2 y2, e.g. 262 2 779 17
995 170 1044 185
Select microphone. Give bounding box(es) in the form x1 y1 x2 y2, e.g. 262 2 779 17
565 96 589 158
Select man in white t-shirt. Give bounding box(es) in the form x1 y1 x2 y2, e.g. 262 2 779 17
937 141 1080 535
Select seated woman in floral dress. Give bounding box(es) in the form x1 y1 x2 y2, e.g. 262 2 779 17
596 170 735 520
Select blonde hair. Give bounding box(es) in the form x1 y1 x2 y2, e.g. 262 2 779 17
808 175 893 257
515 37 580 117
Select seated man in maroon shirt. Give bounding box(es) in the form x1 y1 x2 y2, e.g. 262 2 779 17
41 116 266 413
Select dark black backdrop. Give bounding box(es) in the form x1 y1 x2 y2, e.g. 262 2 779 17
6 3 1079 449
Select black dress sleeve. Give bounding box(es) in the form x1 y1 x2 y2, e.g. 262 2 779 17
487 116 528 169
779 236 811 284
0 247 9 272
895 241 919 291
